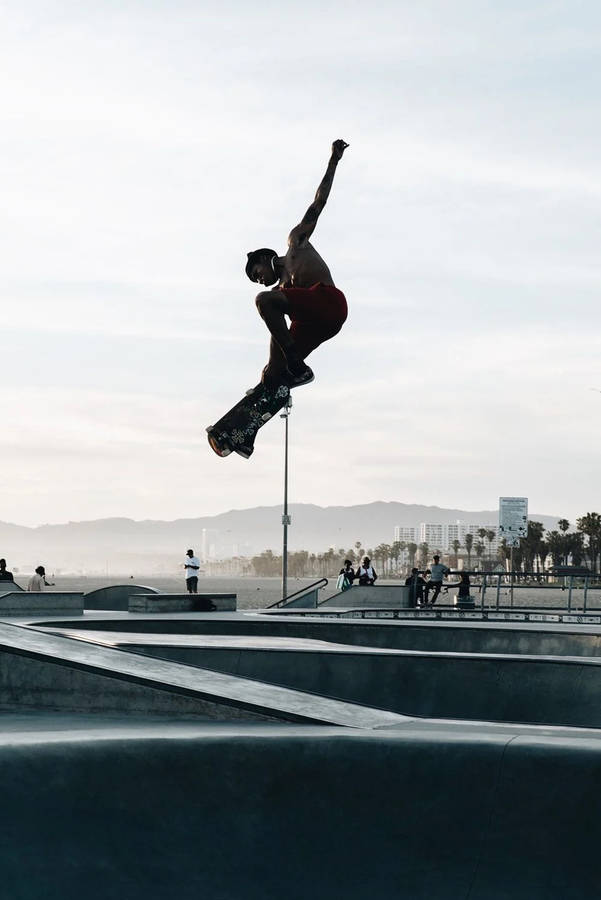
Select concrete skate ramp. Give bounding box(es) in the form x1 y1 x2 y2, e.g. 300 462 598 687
0 623 406 728
0 718 600 899
75 634 601 729
83 583 159 610
42 613 601 657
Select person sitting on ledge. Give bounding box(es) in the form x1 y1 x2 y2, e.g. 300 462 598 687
453 572 473 609
405 567 427 608
423 555 450 606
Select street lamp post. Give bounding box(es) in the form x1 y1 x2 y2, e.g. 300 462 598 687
280 395 292 601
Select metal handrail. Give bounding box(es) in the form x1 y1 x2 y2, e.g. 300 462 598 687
266 577 329 609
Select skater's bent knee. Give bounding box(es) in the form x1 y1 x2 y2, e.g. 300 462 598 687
255 290 287 317
255 291 271 316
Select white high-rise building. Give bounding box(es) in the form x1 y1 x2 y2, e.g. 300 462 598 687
419 523 446 548
393 522 499 552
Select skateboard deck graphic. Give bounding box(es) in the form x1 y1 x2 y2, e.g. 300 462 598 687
207 382 290 458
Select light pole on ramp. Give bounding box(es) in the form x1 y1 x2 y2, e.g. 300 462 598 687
281 396 293 601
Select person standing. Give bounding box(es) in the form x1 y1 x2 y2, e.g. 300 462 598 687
424 555 450 606
0 559 14 583
27 566 54 592
183 549 200 594
337 559 356 591
356 557 377 586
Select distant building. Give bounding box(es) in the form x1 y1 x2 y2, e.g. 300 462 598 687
201 528 219 561
394 521 499 553
419 523 446 548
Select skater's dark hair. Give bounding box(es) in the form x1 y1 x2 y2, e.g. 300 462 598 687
245 248 277 281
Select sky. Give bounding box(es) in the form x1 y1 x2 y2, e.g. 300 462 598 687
1 0 601 526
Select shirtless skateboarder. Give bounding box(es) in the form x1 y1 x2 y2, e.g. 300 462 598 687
206 139 349 459
245 138 350 387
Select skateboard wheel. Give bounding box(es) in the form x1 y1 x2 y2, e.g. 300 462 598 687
261 413 271 421
207 432 232 457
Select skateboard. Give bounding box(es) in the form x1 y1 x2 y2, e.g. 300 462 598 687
207 381 291 458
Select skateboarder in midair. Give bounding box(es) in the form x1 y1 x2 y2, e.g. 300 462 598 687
245 138 350 388
207 139 350 459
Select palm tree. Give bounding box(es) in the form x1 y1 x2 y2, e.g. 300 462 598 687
391 540 406 574
373 544 385 575
538 541 548 573
485 529 496 570
577 513 601 574
477 528 488 567
475 541 485 569
451 539 461 567
325 547 336 575
566 532 585 567
498 538 512 571
519 521 545 572
556 519 570 565
545 531 564 568
407 542 418 568
464 534 474 569
381 543 392 576
418 542 429 569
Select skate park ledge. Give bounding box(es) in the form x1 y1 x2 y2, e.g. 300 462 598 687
0 592 84 616
128 593 237 613
320 584 411 607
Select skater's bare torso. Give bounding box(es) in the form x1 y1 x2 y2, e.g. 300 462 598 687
276 240 334 289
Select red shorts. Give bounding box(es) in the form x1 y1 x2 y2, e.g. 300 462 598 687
281 283 348 359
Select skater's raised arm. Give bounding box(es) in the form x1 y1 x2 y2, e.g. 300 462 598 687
288 139 349 249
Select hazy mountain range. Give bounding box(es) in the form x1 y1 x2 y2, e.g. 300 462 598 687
0 502 562 573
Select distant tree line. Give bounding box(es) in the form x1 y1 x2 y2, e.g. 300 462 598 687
249 513 601 578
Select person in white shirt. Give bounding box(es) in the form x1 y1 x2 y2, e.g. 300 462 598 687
424 555 450 606
184 549 200 594
356 557 378 586
27 566 54 592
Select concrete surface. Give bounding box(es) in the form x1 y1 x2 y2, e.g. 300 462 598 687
320 584 411 607
39 611 601 657
0 623 405 727
58 629 601 728
129 593 237 613
84 583 159 610
0 581 23 593
1 715 600 899
0 592 83 616
4 608 601 898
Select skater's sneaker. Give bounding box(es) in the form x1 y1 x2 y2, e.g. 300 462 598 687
260 367 281 390
285 356 314 387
